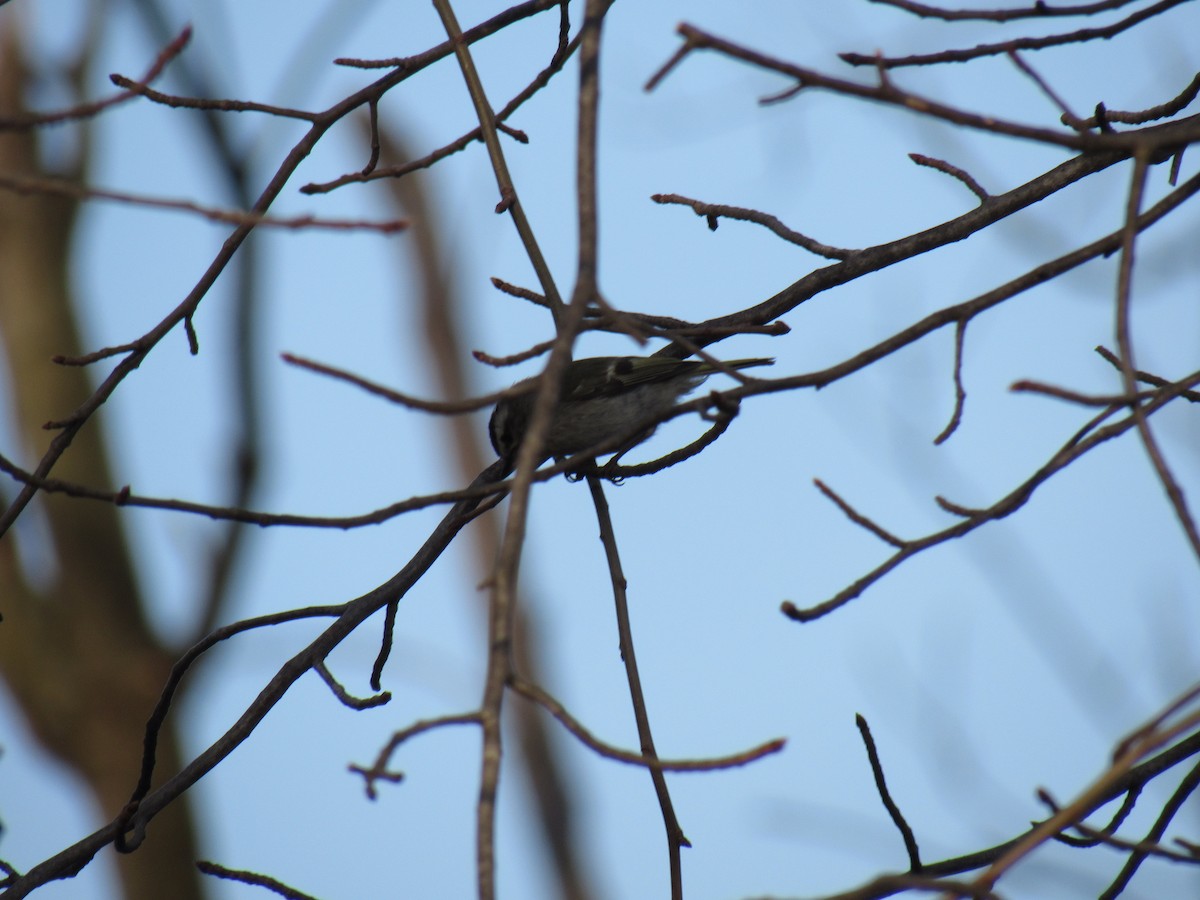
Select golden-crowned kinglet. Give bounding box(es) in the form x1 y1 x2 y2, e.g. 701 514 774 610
488 355 773 463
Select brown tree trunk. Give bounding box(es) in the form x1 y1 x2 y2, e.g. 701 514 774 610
0 21 203 900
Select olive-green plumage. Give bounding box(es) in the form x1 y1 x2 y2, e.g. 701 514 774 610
489 355 773 461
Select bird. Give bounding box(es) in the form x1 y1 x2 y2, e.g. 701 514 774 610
488 354 773 463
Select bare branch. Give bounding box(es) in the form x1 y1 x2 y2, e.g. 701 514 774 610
868 0 1141 22
587 473 690 900
1112 153 1200 562
116 605 351 852
0 171 406 232
1007 49 1085 128
909 154 991 202
0 446 513 528
1009 378 1194 407
314 661 391 710
474 340 556 368
512 680 785 771
349 713 483 800
651 192 852 259
783 369 1200 622
668 23 1200 154
108 74 318 120
969 684 1200 895
814 479 908 548
934 319 969 443
857 715 922 872
1037 786 1200 866
1094 345 1200 401
0 26 192 129
306 12 578 195
281 352 502 413
842 0 1193 69
599 397 739 479
432 0 564 325
1048 784 1142 848
1072 71 1200 127
196 862 320 900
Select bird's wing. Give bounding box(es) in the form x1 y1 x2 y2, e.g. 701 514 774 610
566 357 699 400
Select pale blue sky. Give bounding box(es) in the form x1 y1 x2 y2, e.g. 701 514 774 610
2 2 1199 898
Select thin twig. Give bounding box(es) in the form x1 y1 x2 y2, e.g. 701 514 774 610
281 352 503 413
115 605 351 851
349 713 483 800
1010 379 1162 406
814 479 908 548
0 0 565 541
53 340 140 366
196 862 320 900
1037 786 1200 866
587 474 690 900
970 687 1200 895
1115 683 1200 759
512 679 785 771
784 369 1200 622
869 0 1140 22
473 340 556 368
313 660 391 710
369 601 399 692
682 21 1200 154
487 277 791 341
0 446 513 528
599 398 739 479
829 728 1200 897
1007 50 1085 128
1048 784 1142 848
651 192 852 259
909 154 990 202
108 74 318 120
0 172 406 232
308 9 579 195
431 0 563 323
934 319 969 443
1071 71 1200 127
1113 153 1200 563
842 0 1192 69
0 26 192 129
857 715 922 872
1094 345 1200 401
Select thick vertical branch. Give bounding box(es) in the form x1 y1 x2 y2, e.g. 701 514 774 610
370 110 596 899
430 1 616 896
427 5 542 897
431 0 563 322
572 0 608 304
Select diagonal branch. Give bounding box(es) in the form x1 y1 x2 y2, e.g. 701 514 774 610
1112 152 1200 563
784 369 1200 622
2 462 508 898
868 0 1142 22
842 0 1192 69
587 474 690 900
